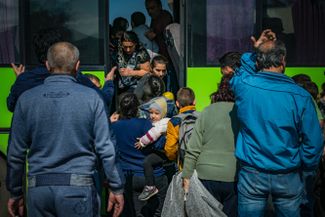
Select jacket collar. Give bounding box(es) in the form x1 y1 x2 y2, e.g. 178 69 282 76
243 71 308 95
257 71 295 83
179 105 196 114
44 74 77 83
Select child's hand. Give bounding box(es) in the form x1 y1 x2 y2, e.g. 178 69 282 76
110 112 119 122
134 138 144 149
134 142 143 150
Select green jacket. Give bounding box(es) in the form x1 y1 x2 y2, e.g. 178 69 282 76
182 102 239 182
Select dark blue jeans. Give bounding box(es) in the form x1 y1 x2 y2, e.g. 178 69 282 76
27 185 100 217
200 179 238 217
238 166 304 217
300 170 317 217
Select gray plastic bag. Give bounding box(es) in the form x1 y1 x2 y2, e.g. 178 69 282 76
161 171 227 217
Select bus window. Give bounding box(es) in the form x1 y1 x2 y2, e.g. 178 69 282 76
187 0 256 67
188 0 325 67
0 0 19 65
263 0 325 66
109 0 172 28
25 0 105 67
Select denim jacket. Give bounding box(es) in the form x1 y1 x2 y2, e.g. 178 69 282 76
230 52 323 172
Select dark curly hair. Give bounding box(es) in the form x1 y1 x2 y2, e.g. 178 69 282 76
219 52 241 70
292 74 311 86
119 93 140 119
120 31 139 45
302 81 319 100
210 75 235 103
142 75 165 102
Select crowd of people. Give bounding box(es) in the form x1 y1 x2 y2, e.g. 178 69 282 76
4 0 325 216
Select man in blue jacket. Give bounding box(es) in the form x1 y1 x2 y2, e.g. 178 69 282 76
230 30 324 217
6 42 124 217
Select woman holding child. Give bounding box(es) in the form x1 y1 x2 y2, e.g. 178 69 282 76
111 93 168 217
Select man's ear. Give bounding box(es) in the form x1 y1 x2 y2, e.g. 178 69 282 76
45 61 51 71
75 60 80 72
193 100 196 106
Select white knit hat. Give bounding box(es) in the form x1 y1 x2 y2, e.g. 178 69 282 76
148 97 167 118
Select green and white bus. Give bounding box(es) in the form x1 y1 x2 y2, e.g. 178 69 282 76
1 0 324 214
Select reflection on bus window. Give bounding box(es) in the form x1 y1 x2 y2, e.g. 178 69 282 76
110 0 172 28
188 0 325 67
263 0 325 65
0 0 19 64
26 0 104 65
206 0 255 65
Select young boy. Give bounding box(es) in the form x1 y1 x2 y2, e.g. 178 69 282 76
151 55 168 79
164 87 197 169
135 96 170 201
84 73 102 88
83 67 116 113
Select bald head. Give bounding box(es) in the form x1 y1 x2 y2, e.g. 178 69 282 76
256 40 286 72
46 42 80 74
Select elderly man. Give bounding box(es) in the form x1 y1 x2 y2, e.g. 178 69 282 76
6 42 124 217
230 30 324 217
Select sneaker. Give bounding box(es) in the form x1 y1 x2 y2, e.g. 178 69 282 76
138 186 159 201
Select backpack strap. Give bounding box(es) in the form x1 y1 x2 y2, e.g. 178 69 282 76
175 111 200 168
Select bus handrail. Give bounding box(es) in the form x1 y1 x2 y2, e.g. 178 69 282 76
0 128 10 133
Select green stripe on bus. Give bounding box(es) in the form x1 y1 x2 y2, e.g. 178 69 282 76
187 67 325 111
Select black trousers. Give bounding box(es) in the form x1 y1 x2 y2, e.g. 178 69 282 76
200 179 238 217
121 175 168 217
143 152 167 186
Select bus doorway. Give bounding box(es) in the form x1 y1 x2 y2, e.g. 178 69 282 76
109 0 185 92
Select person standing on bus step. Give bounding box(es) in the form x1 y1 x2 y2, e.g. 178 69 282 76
131 11 159 58
6 42 124 217
230 29 324 217
145 0 173 60
111 31 151 94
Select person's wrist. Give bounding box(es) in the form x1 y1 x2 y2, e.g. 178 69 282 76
129 69 135 76
10 194 23 201
110 188 124 195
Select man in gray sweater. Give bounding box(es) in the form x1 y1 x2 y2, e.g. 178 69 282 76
6 42 124 217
